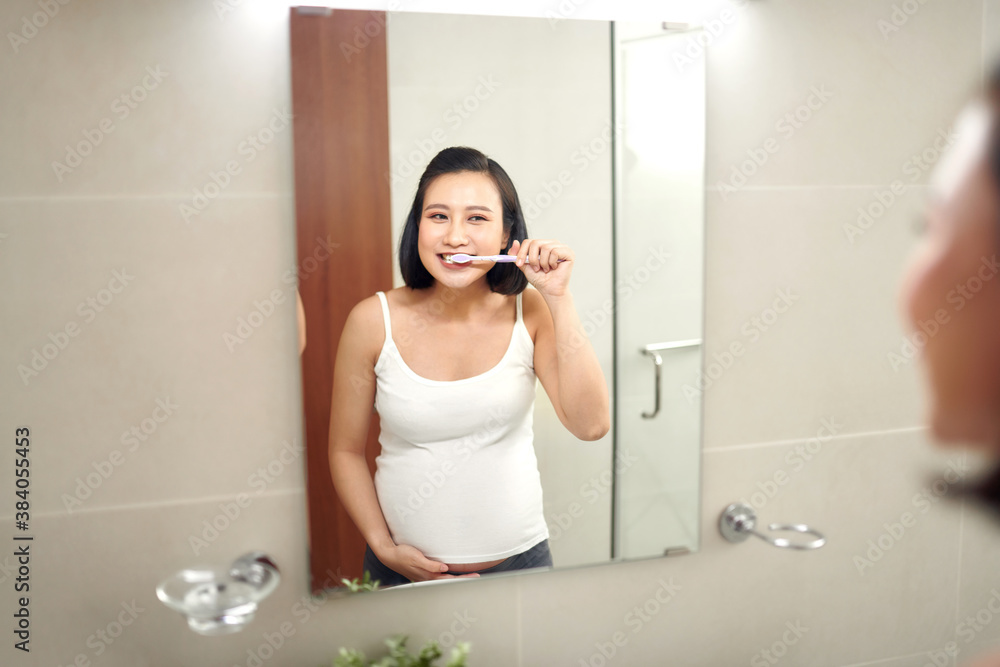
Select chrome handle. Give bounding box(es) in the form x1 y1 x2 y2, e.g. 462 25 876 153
640 339 701 420
641 350 663 419
719 503 826 550
644 339 702 352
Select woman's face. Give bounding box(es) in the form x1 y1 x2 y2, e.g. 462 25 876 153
417 171 507 290
900 102 1000 449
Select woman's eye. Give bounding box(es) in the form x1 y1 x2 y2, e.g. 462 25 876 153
468 216 486 222
428 213 447 221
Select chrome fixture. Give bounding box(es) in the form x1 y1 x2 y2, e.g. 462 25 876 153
156 551 281 635
719 503 825 550
640 339 701 419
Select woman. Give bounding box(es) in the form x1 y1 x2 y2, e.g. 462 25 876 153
900 69 1000 665
901 73 1000 454
329 146 610 586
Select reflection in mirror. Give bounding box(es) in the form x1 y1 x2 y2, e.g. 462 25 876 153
612 22 705 559
294 10 706 590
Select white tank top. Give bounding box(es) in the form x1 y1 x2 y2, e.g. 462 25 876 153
372 290 549 563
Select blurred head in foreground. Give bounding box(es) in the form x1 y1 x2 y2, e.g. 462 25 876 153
901 65 1000 453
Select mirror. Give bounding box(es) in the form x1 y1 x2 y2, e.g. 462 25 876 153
296 9 705 587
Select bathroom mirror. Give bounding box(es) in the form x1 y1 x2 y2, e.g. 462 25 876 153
294 9 705 588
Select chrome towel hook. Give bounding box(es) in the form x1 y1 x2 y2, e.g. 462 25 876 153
719 503 826 550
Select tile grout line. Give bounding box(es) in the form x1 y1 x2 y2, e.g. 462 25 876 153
702 184 932 192
837 649 935 667
0 487 305 522
0 193 292 202
704 425 928 453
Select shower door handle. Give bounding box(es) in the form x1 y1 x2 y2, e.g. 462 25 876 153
640 339 702 419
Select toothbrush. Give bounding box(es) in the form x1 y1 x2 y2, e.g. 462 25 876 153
446 253 567 263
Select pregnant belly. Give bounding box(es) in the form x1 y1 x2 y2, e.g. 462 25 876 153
445 557 506 572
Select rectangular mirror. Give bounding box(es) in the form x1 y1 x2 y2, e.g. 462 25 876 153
293 8 705 589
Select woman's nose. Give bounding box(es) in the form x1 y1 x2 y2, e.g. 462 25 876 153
443 220 468 247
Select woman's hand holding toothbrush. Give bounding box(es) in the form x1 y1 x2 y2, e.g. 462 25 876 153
508 238 574 298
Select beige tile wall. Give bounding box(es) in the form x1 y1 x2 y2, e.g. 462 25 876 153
2 0 999 666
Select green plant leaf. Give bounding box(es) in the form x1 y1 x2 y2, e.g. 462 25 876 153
331 634 469 666
445 642 470 667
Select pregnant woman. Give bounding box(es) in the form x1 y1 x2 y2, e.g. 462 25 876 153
329 146 609 586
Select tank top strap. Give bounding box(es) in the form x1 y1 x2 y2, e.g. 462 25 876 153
375 291 392 341
516 291 523 323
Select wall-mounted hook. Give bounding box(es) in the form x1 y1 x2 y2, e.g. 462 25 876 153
719 503 825 550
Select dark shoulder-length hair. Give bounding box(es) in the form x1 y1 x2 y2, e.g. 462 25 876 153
398 146 529 295
988 62 1000 188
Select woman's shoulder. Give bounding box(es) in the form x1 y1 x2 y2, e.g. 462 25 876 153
348 287 416 330
342 291 395 353
350 287 404 315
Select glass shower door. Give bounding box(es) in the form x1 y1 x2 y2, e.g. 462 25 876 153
613 23 705 559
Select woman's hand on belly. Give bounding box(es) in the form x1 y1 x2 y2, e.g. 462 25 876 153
377 543 481 582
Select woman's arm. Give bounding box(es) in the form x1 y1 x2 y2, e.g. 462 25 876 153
511 239 610 441
328 296 475 582
529 289 610 440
